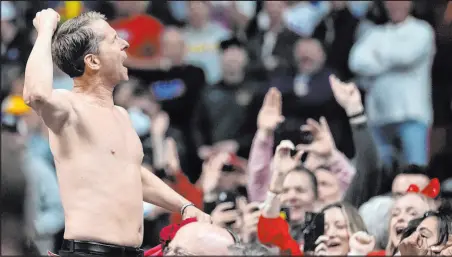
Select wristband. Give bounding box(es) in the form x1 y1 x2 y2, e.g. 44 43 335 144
180 203 194 215
349 115 367 125
347 109 365 119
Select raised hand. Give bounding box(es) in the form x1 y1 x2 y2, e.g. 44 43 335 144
297 117 336 159
329 74 363 116
165 137 180 174
213 140 239 154
397 232 430 256
349 231 376 255
33 8 60 34
268 140 304 193
240 202 262 240
314 235 329 256
272 140 304 175
257 87 285 134
199 152 229 194
433 236 452 256
150 111 169 136
211 202 240 227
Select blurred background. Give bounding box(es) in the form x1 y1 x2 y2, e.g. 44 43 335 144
1 0 452 255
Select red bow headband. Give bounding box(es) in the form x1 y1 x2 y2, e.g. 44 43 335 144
406 178 440 199
144 218 197 256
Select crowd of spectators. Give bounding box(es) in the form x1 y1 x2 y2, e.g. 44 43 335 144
2 0 452 255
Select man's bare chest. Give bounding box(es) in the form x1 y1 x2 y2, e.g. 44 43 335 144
74 107 143 162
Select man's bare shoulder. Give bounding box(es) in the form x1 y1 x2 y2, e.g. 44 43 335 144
114 105 128 116
114 105 131 121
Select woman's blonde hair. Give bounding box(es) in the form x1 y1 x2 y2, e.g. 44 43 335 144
321 201 368 235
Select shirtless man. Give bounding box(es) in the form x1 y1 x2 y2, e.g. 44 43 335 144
23 9 210 257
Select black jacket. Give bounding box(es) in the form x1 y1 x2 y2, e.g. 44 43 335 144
192 79 261 158
312 7 359 82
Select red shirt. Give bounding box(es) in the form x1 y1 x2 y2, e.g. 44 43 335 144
110 14 164 61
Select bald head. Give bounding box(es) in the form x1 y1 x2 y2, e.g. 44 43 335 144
165 222 235 255
161 26 185 64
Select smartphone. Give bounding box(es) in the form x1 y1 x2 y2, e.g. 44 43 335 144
216 191 238 226
280 207 291 222
303 212 325 252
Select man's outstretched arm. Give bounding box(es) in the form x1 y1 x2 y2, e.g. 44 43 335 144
23 9 72 133
140 166 211 222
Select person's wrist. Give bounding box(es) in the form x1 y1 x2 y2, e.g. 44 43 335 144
269 172 285 193
323 148 336 161
151 132 165 139
180 202 195 215
256 128 273 140
38 28 55 38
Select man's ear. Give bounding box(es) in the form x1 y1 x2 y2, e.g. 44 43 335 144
84 53 101 71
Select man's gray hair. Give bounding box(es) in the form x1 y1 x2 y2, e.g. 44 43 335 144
359 195 394 249
51 11 106 78
228 243 274 256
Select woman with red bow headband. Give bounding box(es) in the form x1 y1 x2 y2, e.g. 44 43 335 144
378 179 441 256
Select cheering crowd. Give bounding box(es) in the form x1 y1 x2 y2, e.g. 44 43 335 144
2 0 452 256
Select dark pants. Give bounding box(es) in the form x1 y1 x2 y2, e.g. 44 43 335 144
59 240 143 257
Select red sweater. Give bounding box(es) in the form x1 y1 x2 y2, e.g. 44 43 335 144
257 216 303 256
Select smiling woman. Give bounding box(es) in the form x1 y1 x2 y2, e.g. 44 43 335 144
386 192 438 255
316 202 368 255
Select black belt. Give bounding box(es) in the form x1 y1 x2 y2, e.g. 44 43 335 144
61 239 144 257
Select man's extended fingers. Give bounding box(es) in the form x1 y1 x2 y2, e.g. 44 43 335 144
263 88 273 107
221 210 240 222
293 150 304 162
270 87 280 106
306 118 322 132
236 197 248 212
319 116 331 133
274 88 282 110
215 202 236 211
213 152 229 167
315 243 328 255
276 140 295 157
315 235 329 245
296 143 314 153
300 124 314 133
